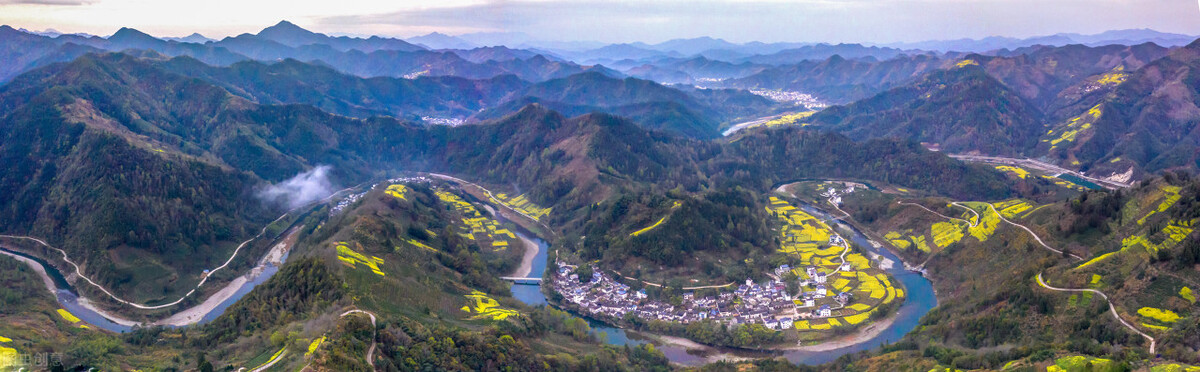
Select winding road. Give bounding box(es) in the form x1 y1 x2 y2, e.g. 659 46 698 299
900 200 1152 353
340 309 378 370
1037 273 1155 354
0 211 288 310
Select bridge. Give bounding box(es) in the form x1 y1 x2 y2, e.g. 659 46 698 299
500 276 543 285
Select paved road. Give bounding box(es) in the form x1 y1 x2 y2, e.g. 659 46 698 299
248 349 287 372
949 154 1132 190
0 184 356 312
904 200 1153 353
0 211 284 311
341 309 378 370
1038 273 1155 354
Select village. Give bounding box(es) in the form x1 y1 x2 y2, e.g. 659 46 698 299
549 184 903 332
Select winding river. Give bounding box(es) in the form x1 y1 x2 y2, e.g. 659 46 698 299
2 176 937 366
506 202 937 366
0 243 287 333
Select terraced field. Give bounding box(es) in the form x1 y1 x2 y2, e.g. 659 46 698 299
994 165 1029 179
888 199 1034 256
462 290 518 320
384 184 408 200
767 197 904 331
1043 104 1103 150
1075 185 1193 269
762 111 816 128
490 193 552 221
435 189 518 251
335 241 386 276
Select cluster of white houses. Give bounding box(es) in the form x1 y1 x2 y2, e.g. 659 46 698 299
550 261 855 331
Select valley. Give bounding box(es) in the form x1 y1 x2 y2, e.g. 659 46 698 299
1 12 1200 372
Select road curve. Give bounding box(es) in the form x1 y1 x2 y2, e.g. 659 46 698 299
1037 273 1155 354
248 349 288 372
341 309 378 370
0 211 288 310
896 201 978 227
903 200 1153 353
0 185 357 313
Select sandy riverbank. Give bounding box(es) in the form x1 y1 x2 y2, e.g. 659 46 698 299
510 234 540 278
0 248 142 327
651 334 756 365
0 228 299 329
155 229 298 327
783 314 897 352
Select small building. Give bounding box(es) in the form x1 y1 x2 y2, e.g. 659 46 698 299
817 305 832 318
779 317 794 329
815 285 827 297
814 271 827 283
840 261 852 271
836 292 852 304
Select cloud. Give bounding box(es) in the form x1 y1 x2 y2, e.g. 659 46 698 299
256 165 337 210
0 0 94 5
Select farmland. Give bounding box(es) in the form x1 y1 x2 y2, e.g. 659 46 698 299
766 196 904 333
435 189 519 251
490 193 552 221
462 290 518 320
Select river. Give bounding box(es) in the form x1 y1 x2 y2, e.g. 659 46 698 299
506 202 937 366
0 246 286 333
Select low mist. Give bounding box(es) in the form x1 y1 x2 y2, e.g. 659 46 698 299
257 165 337 210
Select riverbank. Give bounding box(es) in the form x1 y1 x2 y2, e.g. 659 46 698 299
0 248 142 328
0 225 302 331
154 228 298 327
511 233 540 278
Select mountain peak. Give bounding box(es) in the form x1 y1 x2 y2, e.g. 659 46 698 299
269 20 303 30
257 20 322 46
109 27 158 42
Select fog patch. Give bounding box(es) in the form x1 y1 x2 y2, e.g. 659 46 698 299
257 165 337 210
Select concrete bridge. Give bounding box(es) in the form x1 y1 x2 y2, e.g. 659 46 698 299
500 276 543 285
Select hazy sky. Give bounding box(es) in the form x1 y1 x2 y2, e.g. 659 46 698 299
1 0 1198 44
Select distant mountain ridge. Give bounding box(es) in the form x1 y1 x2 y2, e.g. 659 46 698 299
881 28 1197 52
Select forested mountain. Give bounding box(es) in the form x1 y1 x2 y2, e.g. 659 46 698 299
725 54 944 104
157 56 529 120
0 23 609 86
151 54 769 138
0 25 103 82
1040 40 1200 179
822 173 1200 369
251 20 425 52
807 63 1044 154
0 50 1014 309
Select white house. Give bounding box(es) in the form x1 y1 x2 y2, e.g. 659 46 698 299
817 305 832 317
815 285 827 297
779 317 794 329
814 271 827 283
840 261 852 271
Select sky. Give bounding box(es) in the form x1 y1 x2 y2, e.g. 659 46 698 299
0 0 1198 44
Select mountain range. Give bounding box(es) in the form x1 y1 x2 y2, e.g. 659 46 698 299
2 19 1200 371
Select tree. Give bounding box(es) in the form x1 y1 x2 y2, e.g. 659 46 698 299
574 266 594 283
